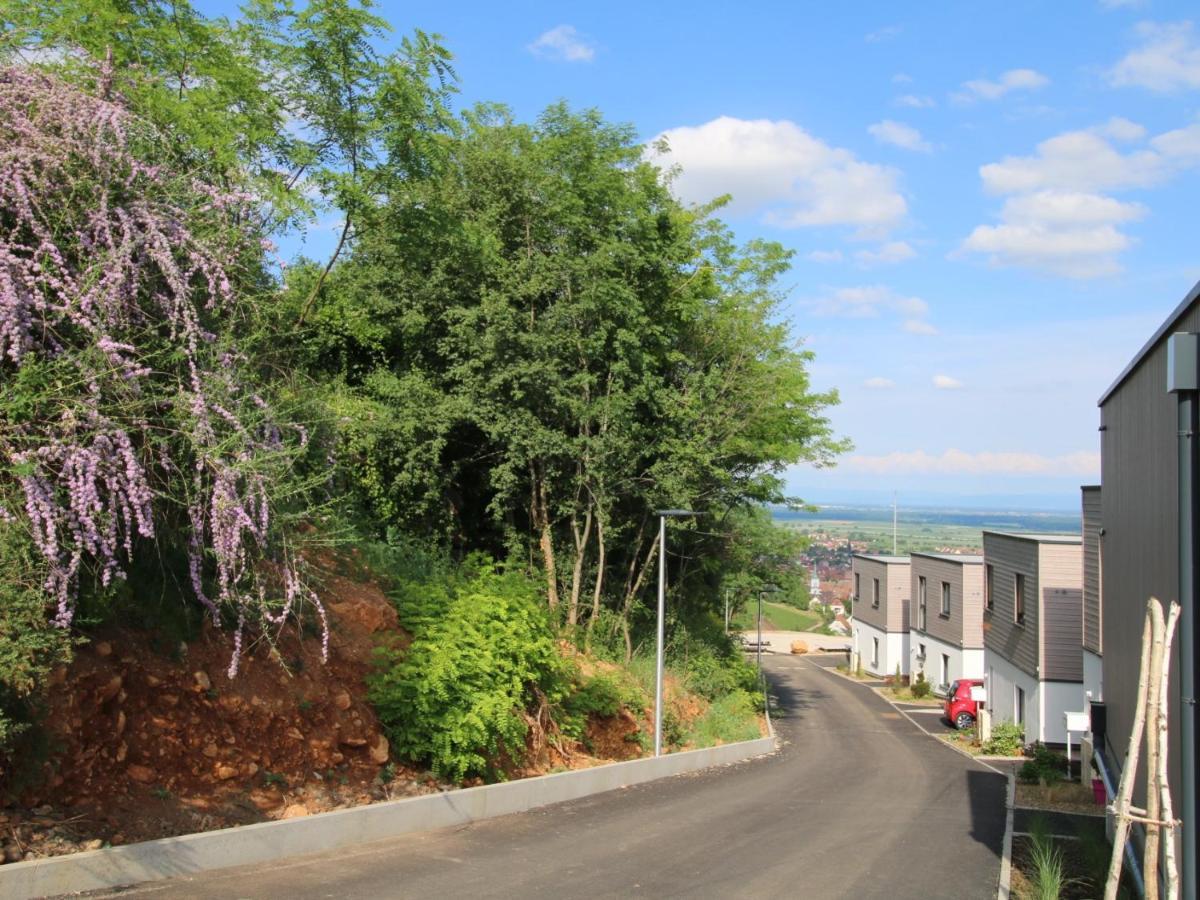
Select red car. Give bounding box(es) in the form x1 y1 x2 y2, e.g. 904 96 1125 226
944 678 984 730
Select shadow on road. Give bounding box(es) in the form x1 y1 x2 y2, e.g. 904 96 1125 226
965 768 1007 861
762 664 828 723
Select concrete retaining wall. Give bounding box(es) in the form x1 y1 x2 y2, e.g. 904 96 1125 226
1 734 776 899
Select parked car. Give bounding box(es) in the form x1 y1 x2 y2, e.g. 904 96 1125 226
944 678 984 730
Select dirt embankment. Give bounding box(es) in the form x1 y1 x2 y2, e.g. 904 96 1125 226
0 551 674 865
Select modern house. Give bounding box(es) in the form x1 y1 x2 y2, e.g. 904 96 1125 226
981 531 1083 745
1095 279 1200 889
850 554 910 678
1081 485 1102 705
907 553 984 693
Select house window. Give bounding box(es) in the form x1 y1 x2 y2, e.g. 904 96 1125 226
917 576 927 630
940 653 949 687
985 564 994 612
872 577 880 608
854 572 860 602
1015 686 1026 727
872 637 879 667
1014 573 1026 625
940 581 951 617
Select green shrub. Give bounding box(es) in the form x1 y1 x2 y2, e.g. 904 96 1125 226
983 721 1025 756
1019 742 1067 785
558 672 646 741
369 563 570 781
910 672 930 698
0 526 75 783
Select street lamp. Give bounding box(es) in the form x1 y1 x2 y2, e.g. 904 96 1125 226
654 508 700 758
757 585 781 674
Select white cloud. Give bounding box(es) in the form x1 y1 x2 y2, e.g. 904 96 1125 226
866 25 902 43
843 449 1100 477
868 120 932 153
808 285 936 334
903 319 939 335
892 73 913 84
864 376 895 389
809 285 927 319
855 241 917 266
962 118 1200 276
527 25 596 63
1100 0 1146 8
957 68 1050 102
1100 116 1147 142
650 116 907 236
1110 21 1200 92
932 374 963 390
807 249 845 263
895 94 936 109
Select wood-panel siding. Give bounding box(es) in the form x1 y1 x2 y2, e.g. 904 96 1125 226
851 556 910 634
909 555 984 648
1042 587 1084 682
1099 299 1200 805
1082 486 1102 655
982 534 1041 680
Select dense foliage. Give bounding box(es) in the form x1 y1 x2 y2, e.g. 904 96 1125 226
0 0 847 780
370 563 567 780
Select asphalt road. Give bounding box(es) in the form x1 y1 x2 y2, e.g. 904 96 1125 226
91 655 1006 900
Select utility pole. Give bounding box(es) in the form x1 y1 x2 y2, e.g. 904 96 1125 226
654 509 699 758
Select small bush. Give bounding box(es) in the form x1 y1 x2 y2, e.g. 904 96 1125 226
910 672 931 699
983 721 1025 756
1019 742 1067 785
558 672 645 741
1025 816 1070 900
369 563 569 782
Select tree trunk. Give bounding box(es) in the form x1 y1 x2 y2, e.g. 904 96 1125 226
567 503 593 627
586 511 606 642
1145 599 1165 900
621 531 659 662
530 462 559 609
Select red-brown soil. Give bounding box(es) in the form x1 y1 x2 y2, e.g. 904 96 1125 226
0 550 685 865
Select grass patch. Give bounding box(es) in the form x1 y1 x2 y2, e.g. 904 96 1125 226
730 601 821 633
1010 815 1130 899
685 691 763 748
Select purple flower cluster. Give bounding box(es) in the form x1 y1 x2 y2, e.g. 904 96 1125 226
0 67 327 672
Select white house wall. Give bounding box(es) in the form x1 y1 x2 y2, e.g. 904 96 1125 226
1042 680 1085 746
909 632 981 694
1083 649 1103 705
987 652 1042 742
853 619 889 676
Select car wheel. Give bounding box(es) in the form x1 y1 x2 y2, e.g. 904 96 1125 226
955 712 975 731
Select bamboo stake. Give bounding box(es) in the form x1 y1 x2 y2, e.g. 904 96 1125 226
1105 604 1156 900
1160 601 1182 900
1146 599 1166 900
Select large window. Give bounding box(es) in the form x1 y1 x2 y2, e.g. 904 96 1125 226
985 564 994 612
940 581 951 617
917 576 927 630
1014 573 1026 625
872 577 880 608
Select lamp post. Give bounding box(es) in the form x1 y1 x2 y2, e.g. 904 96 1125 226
757 585 781 674
654 508 699 758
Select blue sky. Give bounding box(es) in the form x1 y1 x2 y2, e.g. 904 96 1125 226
210 0 1200 509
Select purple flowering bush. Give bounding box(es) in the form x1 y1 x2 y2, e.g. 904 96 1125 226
0 65 326 718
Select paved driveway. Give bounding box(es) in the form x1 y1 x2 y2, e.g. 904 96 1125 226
86 657 1005 900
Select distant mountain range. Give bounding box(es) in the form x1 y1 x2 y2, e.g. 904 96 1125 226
783 486 1083 513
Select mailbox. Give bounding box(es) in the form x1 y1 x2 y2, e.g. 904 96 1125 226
969 685 987 703
1065 710 1089 733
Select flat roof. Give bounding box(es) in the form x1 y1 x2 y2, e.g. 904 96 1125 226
981 530 1081 545
910 552 984 564
1099 278 1200 406
852 553 909 564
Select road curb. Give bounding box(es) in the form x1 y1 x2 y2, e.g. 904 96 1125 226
0 734 777 900
998 770 1016 900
